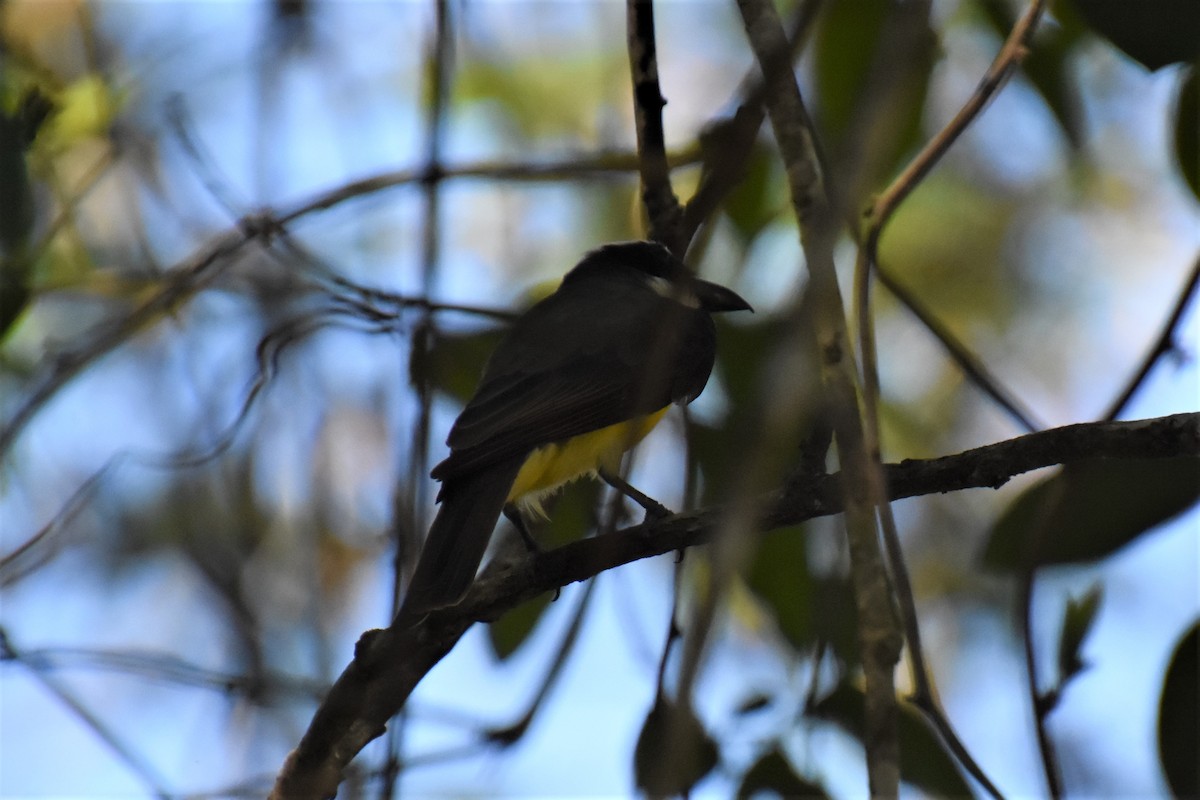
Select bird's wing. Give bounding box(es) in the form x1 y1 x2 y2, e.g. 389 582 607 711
431 353 669 481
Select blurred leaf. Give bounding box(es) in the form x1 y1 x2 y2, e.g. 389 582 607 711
485 480 602 659
488 591 552 661
38 73 123 152
737 748 828 799
0 83 46 335
634 695 719 798
1174 67 1198 202
1065 0 1200 70
457 53 622 140
983 457 1200 570
413 325 505 404
723 144 781 244
0 98 36 252
1158 621 1199 798
742 527 859 662
712 316 788 414
746 526 813 651
979 0 1088 148
813 682 972 798
877 176 1017 328
1056 583 1103 685
813 0 935 203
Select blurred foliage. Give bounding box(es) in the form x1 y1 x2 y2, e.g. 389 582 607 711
1158 621 1199 799
812 681 973 798
1175 67 1198 202
1064 0 1200 71
737 747 829 799
634 694 719 797
812 0 935 207
877 175 1018 329
983 457 1200 569
0 0 1196 796
745 526 859 666
457 50 627 142
1055 583 1102 687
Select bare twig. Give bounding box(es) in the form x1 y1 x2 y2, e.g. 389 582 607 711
874 263 1045 433
484 578 596 747
626 0 684 252
679 1 821 252
1104 252 1200 421
0 629 173 798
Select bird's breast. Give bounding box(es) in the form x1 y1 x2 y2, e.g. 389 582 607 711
507 406 670 516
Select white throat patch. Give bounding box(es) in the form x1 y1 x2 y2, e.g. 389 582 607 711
646 275 700 308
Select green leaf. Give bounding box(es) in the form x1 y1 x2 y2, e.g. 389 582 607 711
746 526 813 650
982 457 1200 570
813 0 935 204
487 591 552 661
743 529 858 665
634 695 719 798
485 481 602 660
1158 621 1199 798
878 176 1017 329
813 682 973 798
737 748 828 799
457 53 624 140
411 325 505 404
1174 67 1198 202
1056 583 1103 685
1066 0 1200 71
723 144 781 244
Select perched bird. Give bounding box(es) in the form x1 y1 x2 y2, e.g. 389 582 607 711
402 241 751 615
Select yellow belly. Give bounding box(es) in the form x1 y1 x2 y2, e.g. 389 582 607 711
507 406 669 515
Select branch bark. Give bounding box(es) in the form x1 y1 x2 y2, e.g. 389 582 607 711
734 0 902 792
270 412 1199 799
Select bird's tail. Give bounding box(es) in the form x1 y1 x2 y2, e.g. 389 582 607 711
399 455 526 618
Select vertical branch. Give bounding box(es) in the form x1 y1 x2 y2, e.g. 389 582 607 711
735 0 902 795
626 0 684 252
385 0 455 795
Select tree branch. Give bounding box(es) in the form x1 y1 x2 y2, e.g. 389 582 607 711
626 0 684 252
735 0 902 792
270 412 1199 799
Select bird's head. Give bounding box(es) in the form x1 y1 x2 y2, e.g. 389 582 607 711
564 241 752 314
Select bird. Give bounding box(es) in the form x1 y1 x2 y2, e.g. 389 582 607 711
400 240 751 616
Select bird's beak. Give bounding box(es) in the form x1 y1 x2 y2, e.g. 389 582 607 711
691 278 753 313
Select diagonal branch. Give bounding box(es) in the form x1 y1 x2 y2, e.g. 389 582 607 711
270 411 1199 799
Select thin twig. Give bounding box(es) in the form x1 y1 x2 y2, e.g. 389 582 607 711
484 578 597 747
852 1 1046 795
0 630 173 799
382 2 456 796
1104 252 1200 421
874 263 1044 433
626 0 684 252
679 2 822 252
